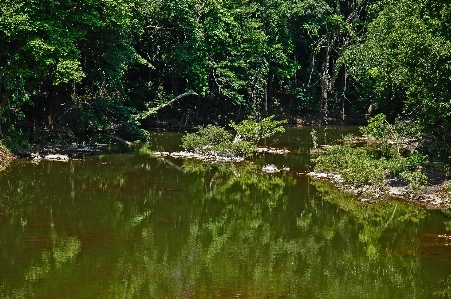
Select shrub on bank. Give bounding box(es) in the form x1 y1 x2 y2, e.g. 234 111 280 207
313 114 427 192
0 141 13 169
181 116 286 158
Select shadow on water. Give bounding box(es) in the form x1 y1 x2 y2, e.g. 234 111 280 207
1 126 451 298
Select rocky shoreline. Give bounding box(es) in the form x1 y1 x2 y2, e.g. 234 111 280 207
12 143 106 162
151 147 291 174
308 171 451 210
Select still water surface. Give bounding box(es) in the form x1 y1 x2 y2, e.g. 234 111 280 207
1 127 451 298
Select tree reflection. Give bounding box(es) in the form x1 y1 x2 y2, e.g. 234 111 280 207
0 154 450 298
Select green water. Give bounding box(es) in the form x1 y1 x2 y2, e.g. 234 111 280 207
1 127 451 298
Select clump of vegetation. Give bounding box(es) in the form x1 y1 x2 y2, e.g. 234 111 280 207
181 116 286 158
181 125 234 153
0 141 13 170
444 181 451 202
313 114 427 192
229 116 286 144
360 113 423 155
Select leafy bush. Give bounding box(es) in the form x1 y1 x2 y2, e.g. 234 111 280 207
230 115 286 143
181 115 285 158
314 145 391 186
401 169 428 195
313 144 425 187
227 140 257 158
181 125 233 153
313 114 428 190
360 113 423 155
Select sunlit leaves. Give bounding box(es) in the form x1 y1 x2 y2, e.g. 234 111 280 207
0 2 31 37
343 0 451 131
54 60 86 85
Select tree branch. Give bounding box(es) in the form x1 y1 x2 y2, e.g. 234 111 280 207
102 91 199 132
145 25 167 30
152 91 198 112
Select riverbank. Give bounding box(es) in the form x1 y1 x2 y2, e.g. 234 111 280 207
11 142 106 160
0 142 13 169
308 168 451 210
4 115 450 211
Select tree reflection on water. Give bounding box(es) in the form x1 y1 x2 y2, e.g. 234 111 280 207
0 152 450 298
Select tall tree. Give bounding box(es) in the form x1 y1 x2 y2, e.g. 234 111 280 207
136 0 301 118
0 0 147 138
342 0 451 158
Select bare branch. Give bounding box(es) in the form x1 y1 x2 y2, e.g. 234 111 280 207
145 25 166 30
152 91 198 112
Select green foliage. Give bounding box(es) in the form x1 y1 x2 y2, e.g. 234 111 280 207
0 140 12 170
314 114 427 189
181 125 233 153
230 115 286 144
360 114 390 141
343 0 451 159
181 116 285 158
221 139 257 158
0 0 149 141
360 113 423 155
362 114 422 141
400 169 428 195
313 144 392 186
139 0 303 114
1 0 450 165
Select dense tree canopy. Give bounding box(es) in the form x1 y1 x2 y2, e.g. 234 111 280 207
342 0 451 160
0 0 450 162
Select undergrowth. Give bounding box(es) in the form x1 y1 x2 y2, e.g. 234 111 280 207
181 116 286 158
313 114 427 193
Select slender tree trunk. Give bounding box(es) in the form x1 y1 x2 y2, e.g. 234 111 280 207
320 39 332 120
0 109 2 136
0 83 9 136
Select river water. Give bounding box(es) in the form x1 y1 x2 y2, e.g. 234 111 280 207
1 126 451 298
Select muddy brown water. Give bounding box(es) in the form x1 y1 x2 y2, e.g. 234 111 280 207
1 126 451 298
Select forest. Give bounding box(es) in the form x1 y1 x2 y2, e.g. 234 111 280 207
0 0 450 165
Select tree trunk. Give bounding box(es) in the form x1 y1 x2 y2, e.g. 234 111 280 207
0 83 9 136
320 39 333 121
